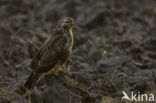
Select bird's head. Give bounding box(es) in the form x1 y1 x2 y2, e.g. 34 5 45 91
57 17 74 30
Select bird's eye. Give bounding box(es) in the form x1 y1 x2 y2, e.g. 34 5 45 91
64 19 71 24
66 21 70 23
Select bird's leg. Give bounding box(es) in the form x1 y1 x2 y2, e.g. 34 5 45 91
54 67 64 76
46 66 64 76
37 76 41 83
41 67 64 78
26 88 31 103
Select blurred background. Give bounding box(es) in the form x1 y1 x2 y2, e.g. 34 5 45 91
0 0 156 103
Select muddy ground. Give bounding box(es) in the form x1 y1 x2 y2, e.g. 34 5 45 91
0 0 156 103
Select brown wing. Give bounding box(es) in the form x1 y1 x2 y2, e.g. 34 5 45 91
29 35 67 74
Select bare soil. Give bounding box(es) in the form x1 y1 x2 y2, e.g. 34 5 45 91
0 0 156 103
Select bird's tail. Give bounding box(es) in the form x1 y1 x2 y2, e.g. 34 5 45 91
24 73 40 90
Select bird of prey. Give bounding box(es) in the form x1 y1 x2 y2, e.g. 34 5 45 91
24 17 74 90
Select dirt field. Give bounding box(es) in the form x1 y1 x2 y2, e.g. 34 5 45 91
0 0 156 103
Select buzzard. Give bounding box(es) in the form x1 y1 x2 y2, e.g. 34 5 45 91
24 17 74 90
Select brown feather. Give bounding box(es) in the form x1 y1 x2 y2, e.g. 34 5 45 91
25 17 74 90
